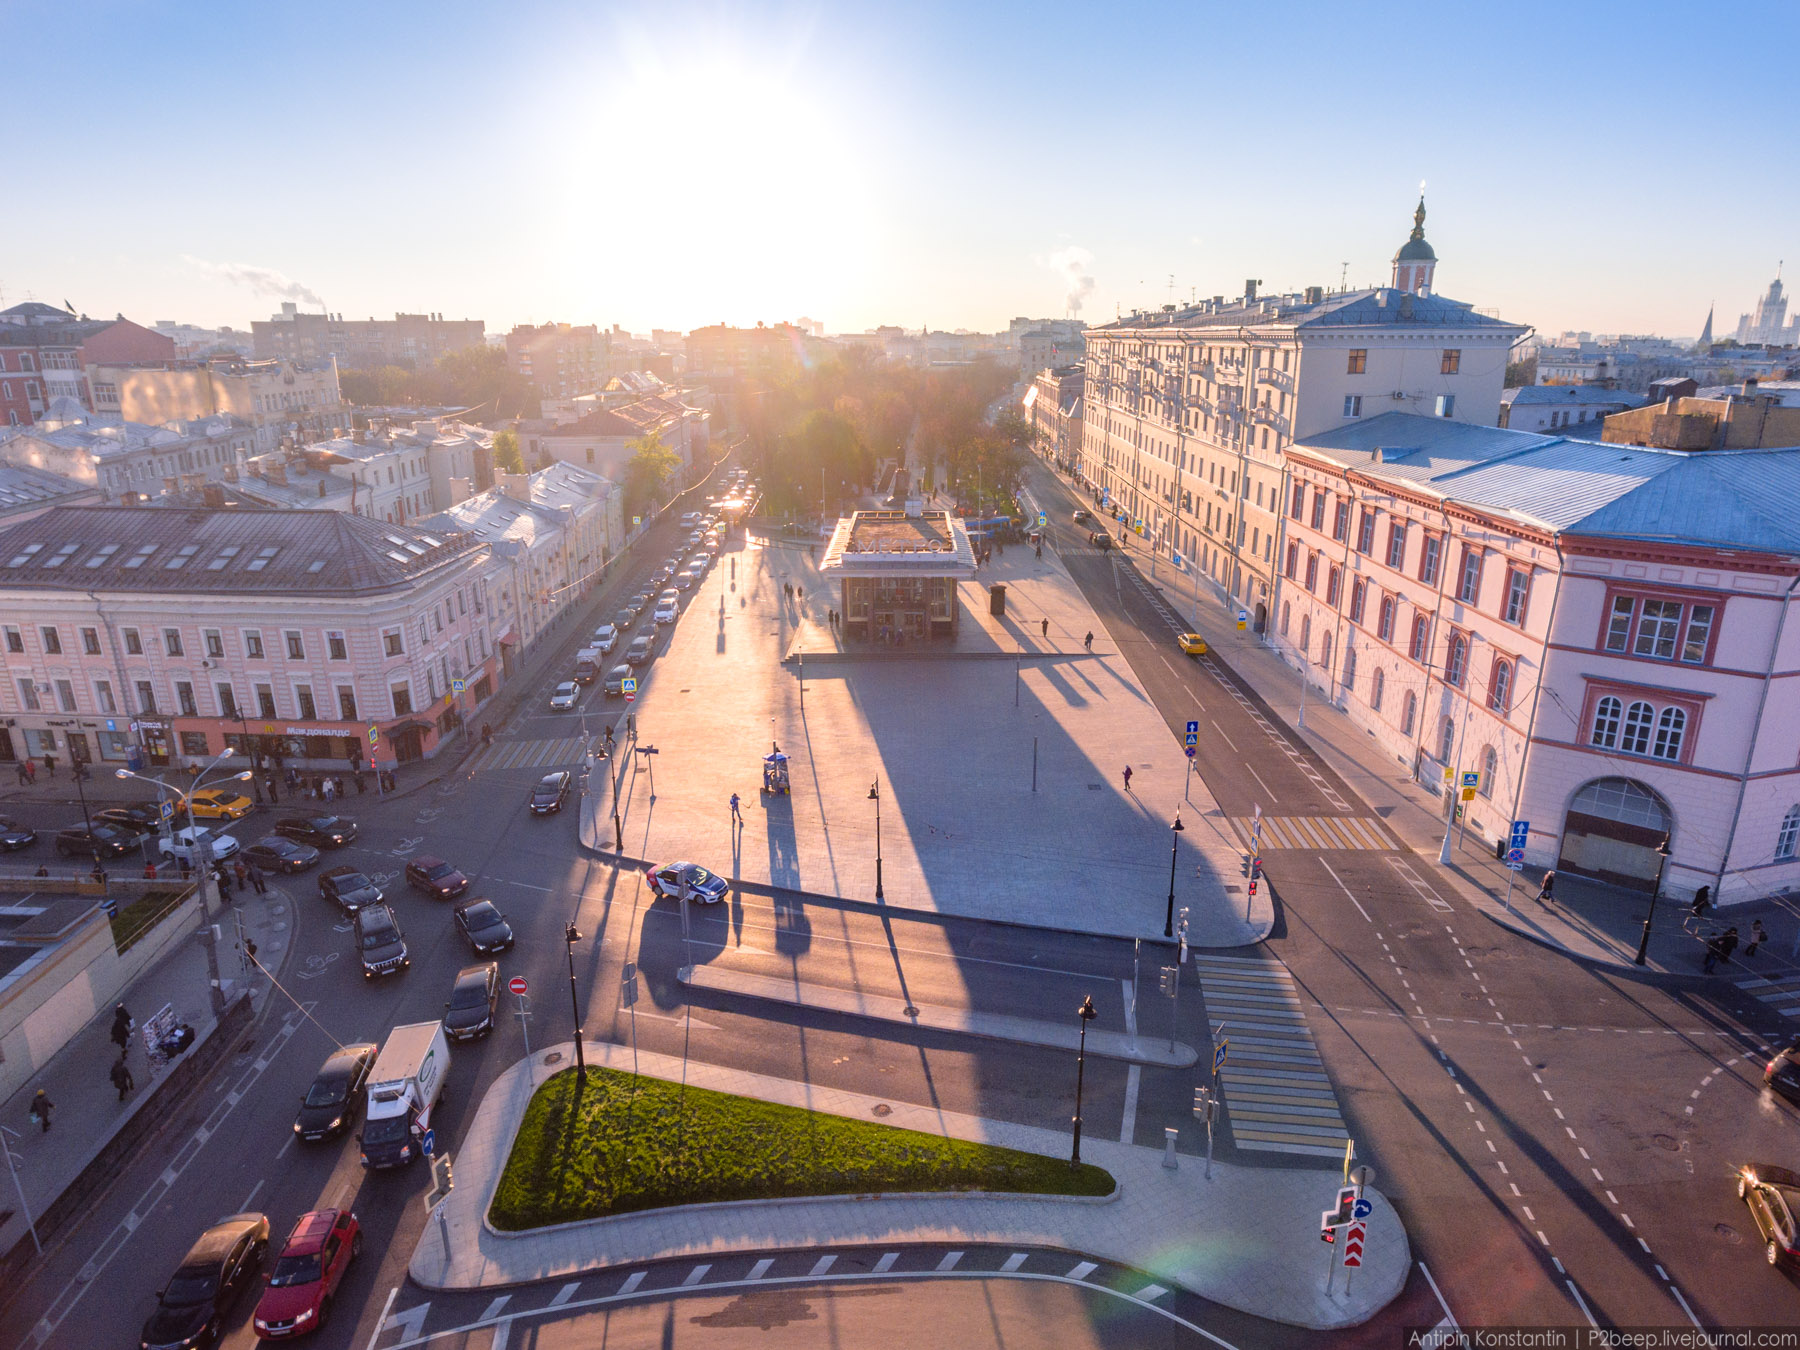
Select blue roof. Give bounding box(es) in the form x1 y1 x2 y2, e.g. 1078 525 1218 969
1569 450 1800 554
1501 385 1646 408
1090 288 1525 334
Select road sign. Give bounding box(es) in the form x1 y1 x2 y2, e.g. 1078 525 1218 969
159 800 175 821
1185 746 1196 759
421 1128 436 1158
1353 1197 1373 1220
622 676 637 703
1511 819 1530 845
1506 847 1524 865
1460 786 1476 801
1213 1039 1228 1075
508 975 528 996
1461 771 1480 789
1186 720 1199 737
1037 510 1046 525
451 677 466 694
1442 766 1455 783
1342 1221 1366 1268
368 726 380 746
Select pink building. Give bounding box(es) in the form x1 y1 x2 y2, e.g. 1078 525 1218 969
1276 411 1800 907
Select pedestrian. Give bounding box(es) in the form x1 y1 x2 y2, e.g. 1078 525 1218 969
1041 618 1049 639
266 776 279 804
1536 871 1556 905
1122 765 1133 792
13 762 24 786
481 722 493 748
795 585 803 601
34 863 47 878
1084 631 1093 651
233 859 248 889
42 754 54 778
1745 918 1769 958
216 866 233 902
321 777 334 803
247 862 266 896
23 758 35 784
110 1054 134 1102
730 792 742 824
354 770 365 794
143 860 158 880
1703 925 1740 973
1690 885 1712 918
110 1003 134 1053
89 862 106 885
28 1088 52 1133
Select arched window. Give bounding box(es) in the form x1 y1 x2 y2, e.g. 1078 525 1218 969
1379 596 1396 641
1327 566 1342 605
1305 553 1319 592
1300 614 1311 651
1321 632 1333 670
1479 745 1498 798
1778 806 1800 861
1280 601 1290 635
1489 659 1513 713
1653 706 1686 761
1410 615 1429 661
1401 690 1417 736
1591 695 1621 748
1343 644 1357 692
1439 715 1456 763
1621 701 1655 755
1371 666 1385 712
1446 634 1467 686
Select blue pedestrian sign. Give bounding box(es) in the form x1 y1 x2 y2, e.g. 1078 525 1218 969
1213 1039 1228 1075
451 677 466 694
159 800 175 821
421 1128 436 1158
1184 719 1199 750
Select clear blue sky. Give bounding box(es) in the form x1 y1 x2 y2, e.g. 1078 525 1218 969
7 0 1795 341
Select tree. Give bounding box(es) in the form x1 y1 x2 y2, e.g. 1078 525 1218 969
1504 356 1537 388
622 431 681 520
492 428 524 475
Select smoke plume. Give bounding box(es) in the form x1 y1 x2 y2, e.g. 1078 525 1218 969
185 256 325 307
1046 246 1097 316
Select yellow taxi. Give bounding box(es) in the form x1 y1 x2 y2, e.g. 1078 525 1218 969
1177 633 1209 657
186 788 254 820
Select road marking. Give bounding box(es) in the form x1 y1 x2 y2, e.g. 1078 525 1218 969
1209 720 1237 751
478 1296 511 1322
549 1282 580 1306
618 1271 645 1295
1565 1280 1599 1329
1066 1260 1098 1280
682 1264 711 1287
747 1258 774 1280
240 1180 264 1210
489 1320 511 1350
383 1302 429 1342
1137 1283 1169 1301
366 1287 400 1350
936 1251 963 1272
1000 1252 1028 1273
1234 816 1399 850
1669 1285 1701 1328
1245 764 1280 804
872 1252 898 1273
1318 859 1372 923
810 1254 837 1276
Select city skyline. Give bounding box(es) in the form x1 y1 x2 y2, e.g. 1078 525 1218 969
6 0 1797 341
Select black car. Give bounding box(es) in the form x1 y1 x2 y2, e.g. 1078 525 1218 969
529 771 571 815
273 814 358 848
54 824 133 858
442 961 499 1041
452 898 514 954
1739 1165 1800 1267
405 855 469 899
140 1211 269 1350
240 836 321 874
353 904 408 978
1765 1043 1800 1105
627 592 651 615
624 635 653 665
96 804 163 836
319 866 383 914
0 815 37 851
613 608 637 632
293 1042 376 1142
603 663 633 696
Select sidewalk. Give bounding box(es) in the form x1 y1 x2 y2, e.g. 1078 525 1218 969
409 1039 1408 1331
1031 457 1800 981
0 881 294 1262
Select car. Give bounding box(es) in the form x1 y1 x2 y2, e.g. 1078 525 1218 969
0 816 37 851
651 563 674 586
141 1211 270 1350
159 825 240 864
628 592 651 614
1765 1043 1800 1105
549 681 579 711
96 804 163 836
1072 508 1092 524
1177 633 1209 656
1738 1165 1800 1266
592 624 619 653
625 635 653 665
603 663 633 696
612 608 638 632
293 1043 376 1142
1089 530 1112 550
679 511 702 528
273 814 357 848
319 866 383 914
673 571 695 591
353 904 408 978
452 898 514 954
406 855 469 899
529 771 571 815
645 860 730 904
54 823 135 859
686 532 705 550
240 836 321 874
252 1208 361 1339
187 788 254 821
442 961 500 1041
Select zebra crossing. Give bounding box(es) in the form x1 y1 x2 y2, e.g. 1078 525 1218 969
1194 952 1351 1159
466 735 590 774
1230 815 1400 851
1734 972 1800 1018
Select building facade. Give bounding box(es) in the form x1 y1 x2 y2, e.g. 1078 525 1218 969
88 357 349 453
532 396 709 485
505 323 610 399
253 305 485 369
1498 385 1644 433
0 411 257 502
1023 365 1084 473
0 303 176 426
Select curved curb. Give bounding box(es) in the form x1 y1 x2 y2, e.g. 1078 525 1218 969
1469 899 1719 989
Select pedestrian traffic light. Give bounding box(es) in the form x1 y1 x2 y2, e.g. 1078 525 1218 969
101 895 118 919
1240 853 1252 878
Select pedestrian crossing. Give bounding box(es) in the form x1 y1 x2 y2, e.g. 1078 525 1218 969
1734 972 1800 1018
466 735 590 774
1230 815 1400 851
1193 952 1352 1160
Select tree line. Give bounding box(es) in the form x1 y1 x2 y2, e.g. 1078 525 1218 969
337 345 539 420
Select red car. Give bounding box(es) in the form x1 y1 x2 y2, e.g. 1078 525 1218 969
252 1208 361 1338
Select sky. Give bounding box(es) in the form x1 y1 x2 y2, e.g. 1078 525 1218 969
7 0 1797 343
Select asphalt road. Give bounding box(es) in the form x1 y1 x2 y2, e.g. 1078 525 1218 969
1027 455 1800 1331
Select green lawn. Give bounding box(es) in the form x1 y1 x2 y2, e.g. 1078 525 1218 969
489 1066 1113 1231
109 887 190 954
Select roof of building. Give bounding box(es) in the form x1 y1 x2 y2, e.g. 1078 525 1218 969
1565 450 1800 554
2 413 252 460
0 302 74 323
1501 386 1647 408
1395 199 1437 262
0 506 475 594
0 464 97 512
0 317 117 348
819 509 977 577
1089 286 1523 336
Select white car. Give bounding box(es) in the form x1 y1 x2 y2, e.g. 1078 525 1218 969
159 825 239 863
592 624 618 653
653 598 679 625
550 681 579 710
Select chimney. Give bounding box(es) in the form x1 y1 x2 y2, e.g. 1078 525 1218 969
223 462 238 482
266 461 288 486
1244 279 1259 304
498 471 531 502
449 476 472 505
317 479 327 498
202 483 226 508
1743 377 1760 397
352 427 365 444
162 477 179 496
1304 285 1324 305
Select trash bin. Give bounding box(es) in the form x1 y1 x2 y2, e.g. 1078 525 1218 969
1494 836 1508 861
989 583 1006 617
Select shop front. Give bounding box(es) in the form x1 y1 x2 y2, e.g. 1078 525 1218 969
8 716 148 767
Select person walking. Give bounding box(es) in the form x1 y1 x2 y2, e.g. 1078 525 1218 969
23 758 35 785
1122 765 1133 793
1041 617 1049 639
1690 885 1712 918
110 1054 134 1102
1536 871 1556 905
354 770 365 794
1703 925 1740 973
730 792 743 825
13 762 25 786
216 865 234 903
233 859 248 890
29 1088 52 1132
1745 918 1769 958
1084 631 1093 651
41 754 54 778
266 776 279 804
110 1003 134 1054
247 861 266 896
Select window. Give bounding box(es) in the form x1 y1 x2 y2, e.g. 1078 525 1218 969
17 680 39 711
1410 615 1430 662
179 731 209 756
1379 595 1396 641
1591 695 1622 748
1343 395 1362 418
1357 509 1376 555
205 546 240 571
1371 666 1385 712
1479 746 1497 798
1436 394 1456 418
1489 659 1513 712
295 685 317 720
1457 547 1483 605
1280 602 1290 635
1402 690 1417 736
123 627 142 655
1653 707 1686 761
327 631 347 660
1420 534 1441 585
337 687 358 720
1383 523 1406 571
40 626 61 655
1333 501 1350 542
1439 716 1456 763
1299 615 1311 652
1285 542 1299 579
1604 596 1636 651
81 627 100 655
163 628 183 657
1504 569 1530 625
285 630 305 660
54 679 75 713
204 629 224 659
245 630 264 660
1311 489 1327 531
1681 605 1715 663
1327 566 1342 606
1305 553 1319 592
383 627 404 657
1347 349 1367 374
1350 578 1367 623
135 681 156 714
245 546 279 572
1446 634 1467 686
1633 600 1682 659
2 626 18 653
392 683 414 716
164 543 200 570
217 684 238 718
1441 349 1461 374
1621 701 1655 755
256 684 276 718
1290 483 1305 518
175 681 197 717
1778 807 1800 861
122 544 156 569
95 680 116 714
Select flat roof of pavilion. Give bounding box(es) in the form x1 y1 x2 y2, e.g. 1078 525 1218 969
819 510 978 578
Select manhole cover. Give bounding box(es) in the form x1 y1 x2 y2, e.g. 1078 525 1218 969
1716 1223 1742 1244
1653 1133 1683 1153
543 1051 564 1065
872 1103 892 1117
1087 784 1103 791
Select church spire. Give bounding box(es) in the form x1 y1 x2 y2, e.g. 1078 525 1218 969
1392 196 1438 295
1697 304 1715 352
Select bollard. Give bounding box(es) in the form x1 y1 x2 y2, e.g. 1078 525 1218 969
1162 1126 1179 1170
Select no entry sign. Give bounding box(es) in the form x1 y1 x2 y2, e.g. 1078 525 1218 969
508 976 528 996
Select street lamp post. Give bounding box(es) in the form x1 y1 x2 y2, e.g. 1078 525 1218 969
1164 811 1185 937
1070 994 1097 1168
564 922 586 1088
1634 835 1672 967
867 779 884 900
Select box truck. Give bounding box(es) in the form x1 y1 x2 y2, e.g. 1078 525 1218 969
358 1021 449 1169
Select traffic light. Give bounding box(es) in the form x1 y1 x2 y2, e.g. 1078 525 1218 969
1240 853 1252 878
101 895 119 920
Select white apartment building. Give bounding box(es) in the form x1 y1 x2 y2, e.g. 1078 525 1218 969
0 409 257 501
0 507 499 770
1081 201 1526 632
88 357 349 454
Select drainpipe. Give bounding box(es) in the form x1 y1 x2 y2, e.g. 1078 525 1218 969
1330 470 1362 705
1406 493 1458 780
1714 569 1800 902
1503 539 1567 876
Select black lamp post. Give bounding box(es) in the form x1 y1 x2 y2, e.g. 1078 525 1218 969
1634 835 1672 967
868 779 884 900
1071 995 1097 1167
565 922 586 1087
1164 811 1186 937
